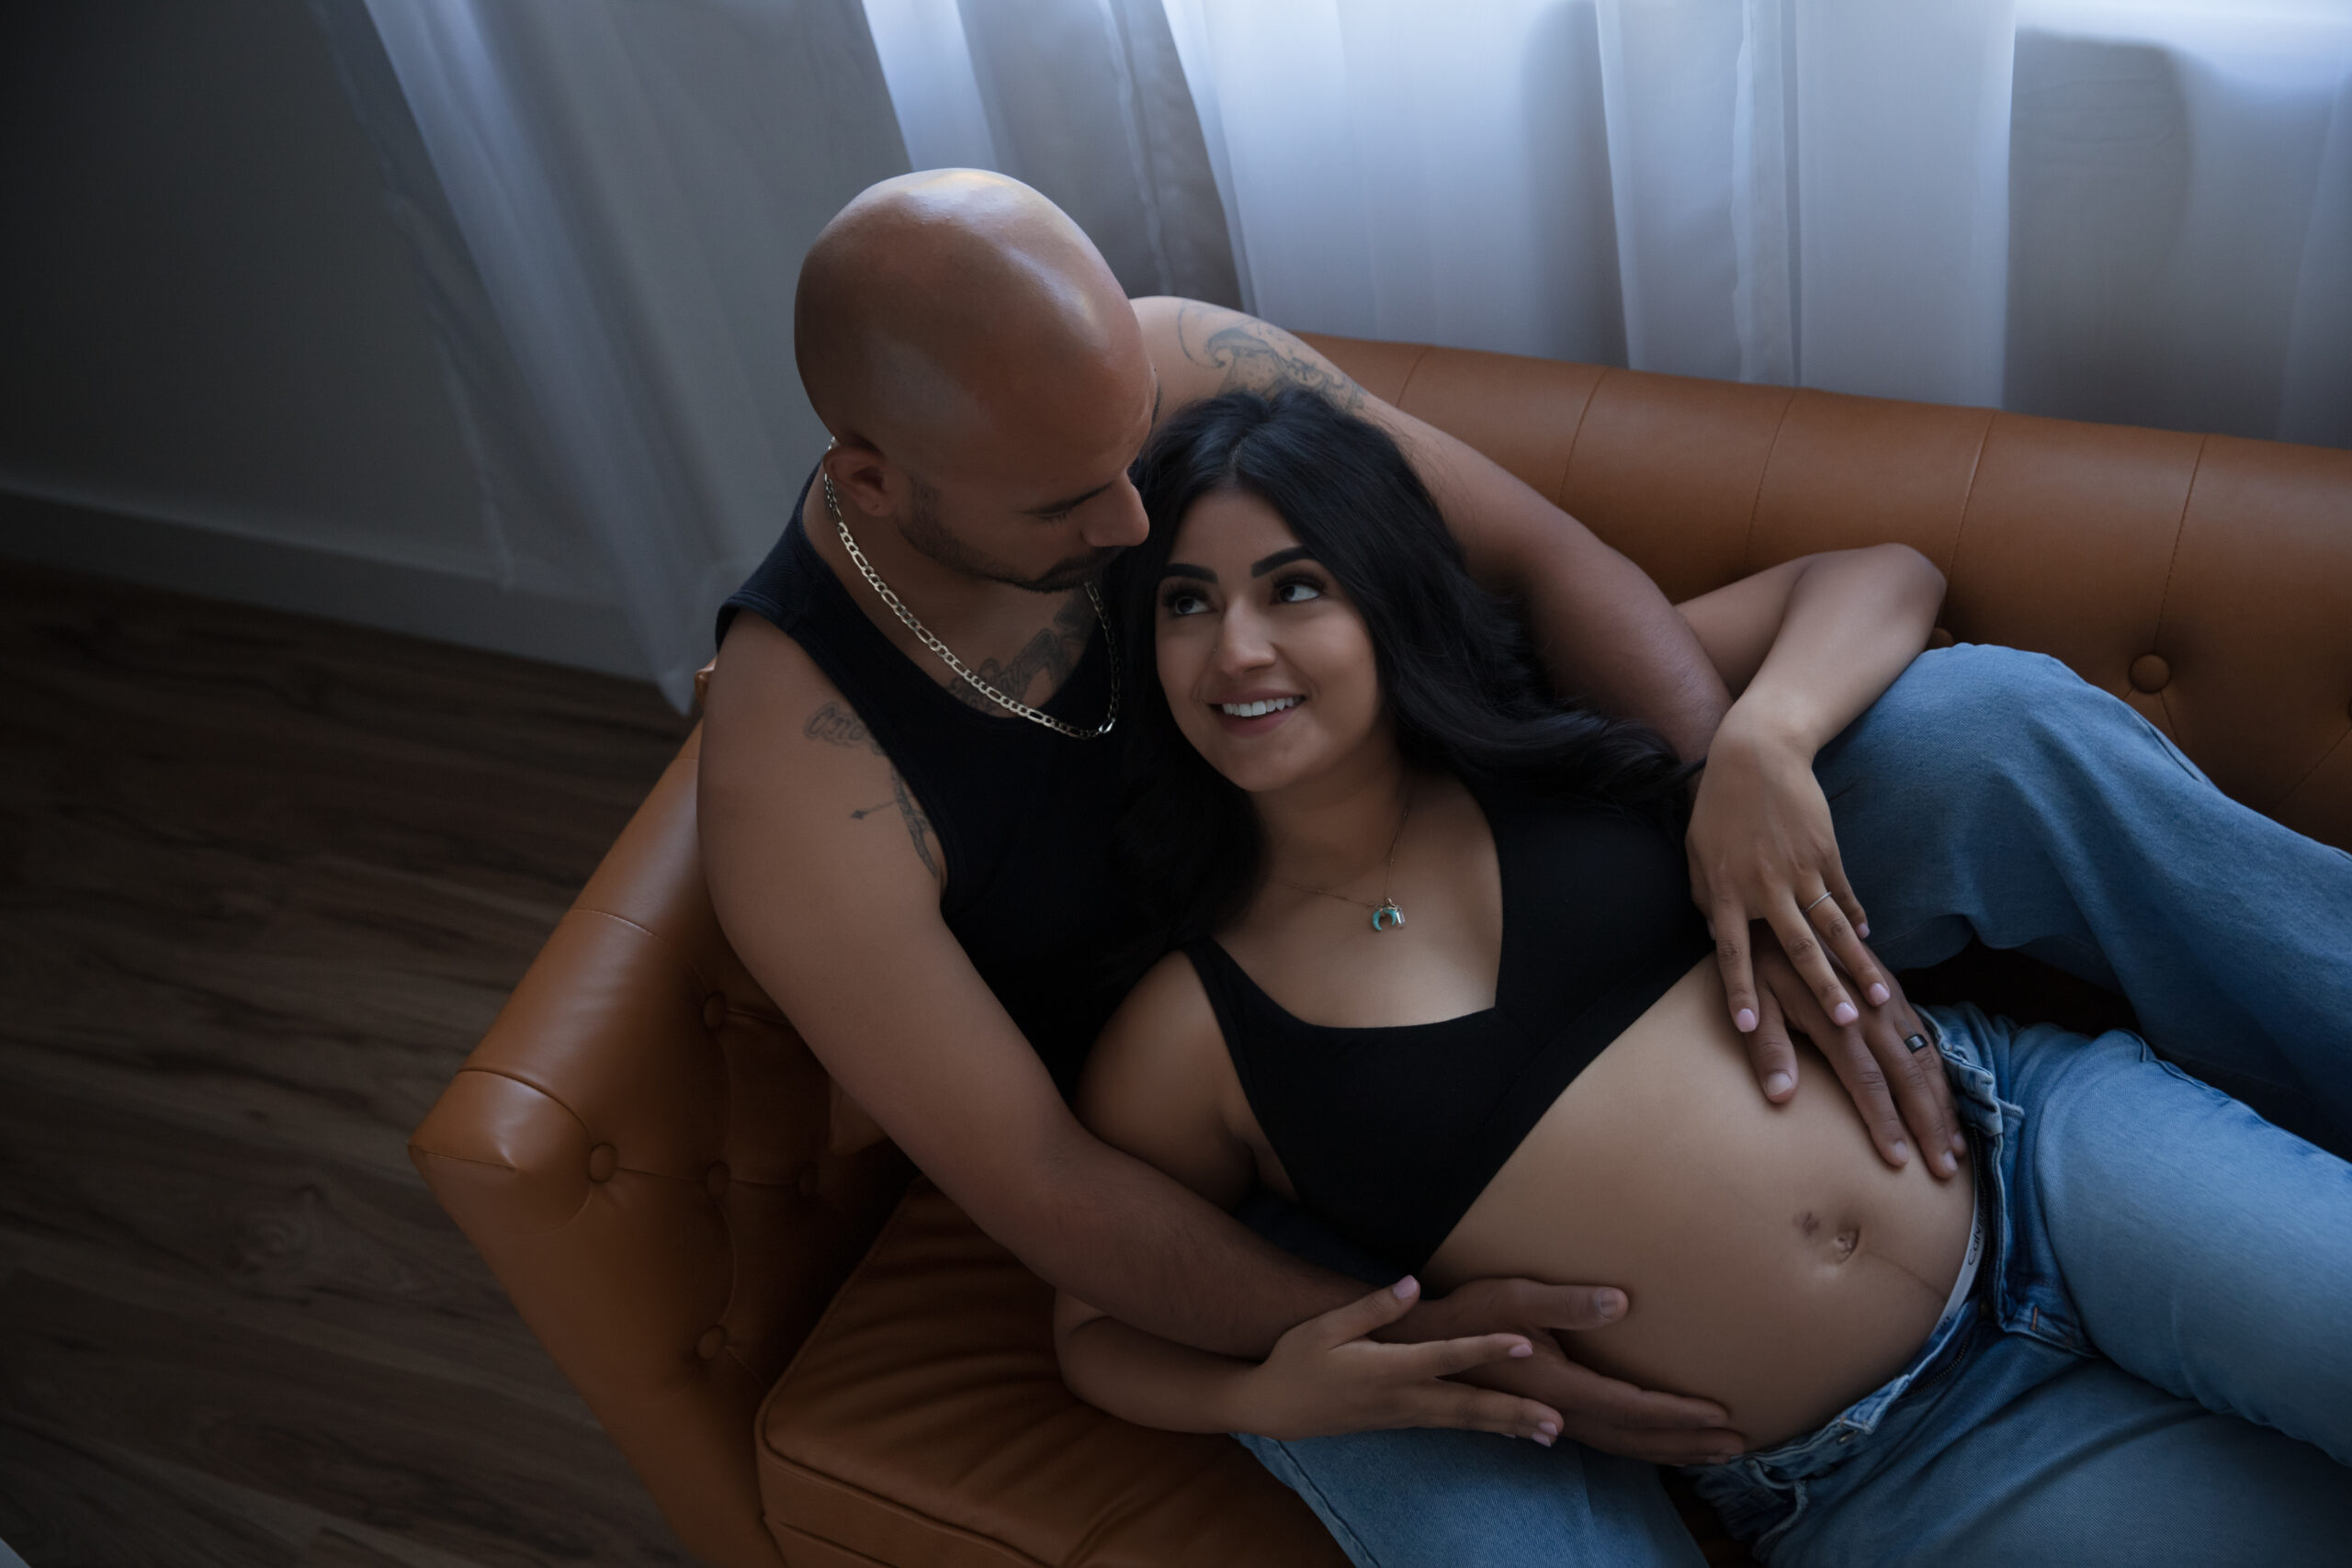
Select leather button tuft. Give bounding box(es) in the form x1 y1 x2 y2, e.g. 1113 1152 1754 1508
2129 654 2170 694
705 1162 730 1201
796 1164 821 1198
701 992 729 1032
1928 626 1954 649
695 1325 726 1360
586 1144 618 1183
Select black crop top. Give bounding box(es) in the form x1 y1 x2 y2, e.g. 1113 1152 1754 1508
1184 779 1712 1273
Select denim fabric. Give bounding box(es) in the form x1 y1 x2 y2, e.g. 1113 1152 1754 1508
1236 1422 1705 1568
1818 644 2352 1155
1689 1004 2352 1567
1234 645 2352 1567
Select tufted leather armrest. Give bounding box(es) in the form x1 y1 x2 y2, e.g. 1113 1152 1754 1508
411 726 910 1568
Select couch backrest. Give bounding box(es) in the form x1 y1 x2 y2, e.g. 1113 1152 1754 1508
1306 334 2352 852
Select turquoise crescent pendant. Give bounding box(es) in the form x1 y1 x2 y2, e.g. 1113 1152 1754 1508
1370 902 1406 932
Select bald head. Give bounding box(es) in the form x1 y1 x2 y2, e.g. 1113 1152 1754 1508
797 171 1146 471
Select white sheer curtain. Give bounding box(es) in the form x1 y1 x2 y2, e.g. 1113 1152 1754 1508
1166 0 2352 431
342 0 907 708
862 0 1241 302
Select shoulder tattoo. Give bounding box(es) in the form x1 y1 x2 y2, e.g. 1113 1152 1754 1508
1176 301 1365 412
806 701 941 880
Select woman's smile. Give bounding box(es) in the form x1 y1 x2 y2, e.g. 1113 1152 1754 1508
1214 692 1306 730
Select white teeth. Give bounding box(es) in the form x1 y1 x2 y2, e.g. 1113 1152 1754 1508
1219 696 1302 718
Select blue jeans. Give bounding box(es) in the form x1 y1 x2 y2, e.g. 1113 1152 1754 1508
1690 1003 2352 1565
1240 645 2352 1566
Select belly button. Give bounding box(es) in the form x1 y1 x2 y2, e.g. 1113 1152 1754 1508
1833 1228 1859 1261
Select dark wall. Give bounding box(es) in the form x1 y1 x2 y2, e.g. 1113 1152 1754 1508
0 0 487 574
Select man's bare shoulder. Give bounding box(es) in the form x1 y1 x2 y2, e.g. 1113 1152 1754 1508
699 614 943 886
1132 296 1366 418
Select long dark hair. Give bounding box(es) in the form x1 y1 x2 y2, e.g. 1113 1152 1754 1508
1107 389 1691 964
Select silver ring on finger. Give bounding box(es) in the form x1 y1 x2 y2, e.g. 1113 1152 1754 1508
1802 889 1837 916
1903 1032 1932 1054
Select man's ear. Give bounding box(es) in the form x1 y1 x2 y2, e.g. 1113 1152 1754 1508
822 436 899 518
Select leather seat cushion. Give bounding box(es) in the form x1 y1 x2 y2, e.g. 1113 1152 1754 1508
757 1181 1350 1568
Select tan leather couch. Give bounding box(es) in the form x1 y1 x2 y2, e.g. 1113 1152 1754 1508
411 334 2352 1568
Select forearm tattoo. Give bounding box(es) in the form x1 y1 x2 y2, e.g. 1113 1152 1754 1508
807 702 941 879
1177 301 1366 412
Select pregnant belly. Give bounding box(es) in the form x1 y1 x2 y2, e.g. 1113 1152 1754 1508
1423 961 1976 1450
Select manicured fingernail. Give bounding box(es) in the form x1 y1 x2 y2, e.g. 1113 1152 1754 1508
1891 1139 1910 1163
1735 1008 1758 1032
1392 1275 1419 1300
1510 1342 1533 1358
1938 1149 1957 1175
1857 922 1871 939
1833 1001 1859 1025
1764 1071 1793 1098
1595 1289 1626 1320
1951 1133 1970 1156
1539 1421 1559 1437
1868 983 1890 1007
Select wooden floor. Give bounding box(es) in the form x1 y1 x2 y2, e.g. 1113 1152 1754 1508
0 560 702 1567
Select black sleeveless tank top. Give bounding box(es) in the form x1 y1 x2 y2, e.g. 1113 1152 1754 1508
716 470 1139 1096
1185 779 1712 1272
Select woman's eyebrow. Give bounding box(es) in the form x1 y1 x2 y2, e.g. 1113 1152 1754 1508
1250 546 1313 577
1160 561 1216 582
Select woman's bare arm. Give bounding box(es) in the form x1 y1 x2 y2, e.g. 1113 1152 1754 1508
1679 545 1962 1172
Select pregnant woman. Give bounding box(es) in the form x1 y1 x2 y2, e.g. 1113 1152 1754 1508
1053 389 2352 1565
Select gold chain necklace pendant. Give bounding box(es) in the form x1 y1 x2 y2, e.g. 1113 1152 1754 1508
821 466 1118 740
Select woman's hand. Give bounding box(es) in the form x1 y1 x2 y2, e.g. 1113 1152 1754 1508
1675 540 1944 1055
1688 708 1890 1036
1234 1276 1565 1444
1747 926 1967 1178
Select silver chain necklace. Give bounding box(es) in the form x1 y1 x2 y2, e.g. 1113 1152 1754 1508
821 466 1118 740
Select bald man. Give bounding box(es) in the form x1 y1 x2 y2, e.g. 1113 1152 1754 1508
700 172 2352 1566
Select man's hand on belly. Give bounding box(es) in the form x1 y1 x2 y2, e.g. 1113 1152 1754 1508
1385 1276 1748 1462
1750 932 1968 1178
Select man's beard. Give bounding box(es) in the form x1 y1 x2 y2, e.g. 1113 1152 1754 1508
899 478 1122 594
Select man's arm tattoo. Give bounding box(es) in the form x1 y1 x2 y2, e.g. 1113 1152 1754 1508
950 591 1096 716
1176 301 1366 412
806 702 941 879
